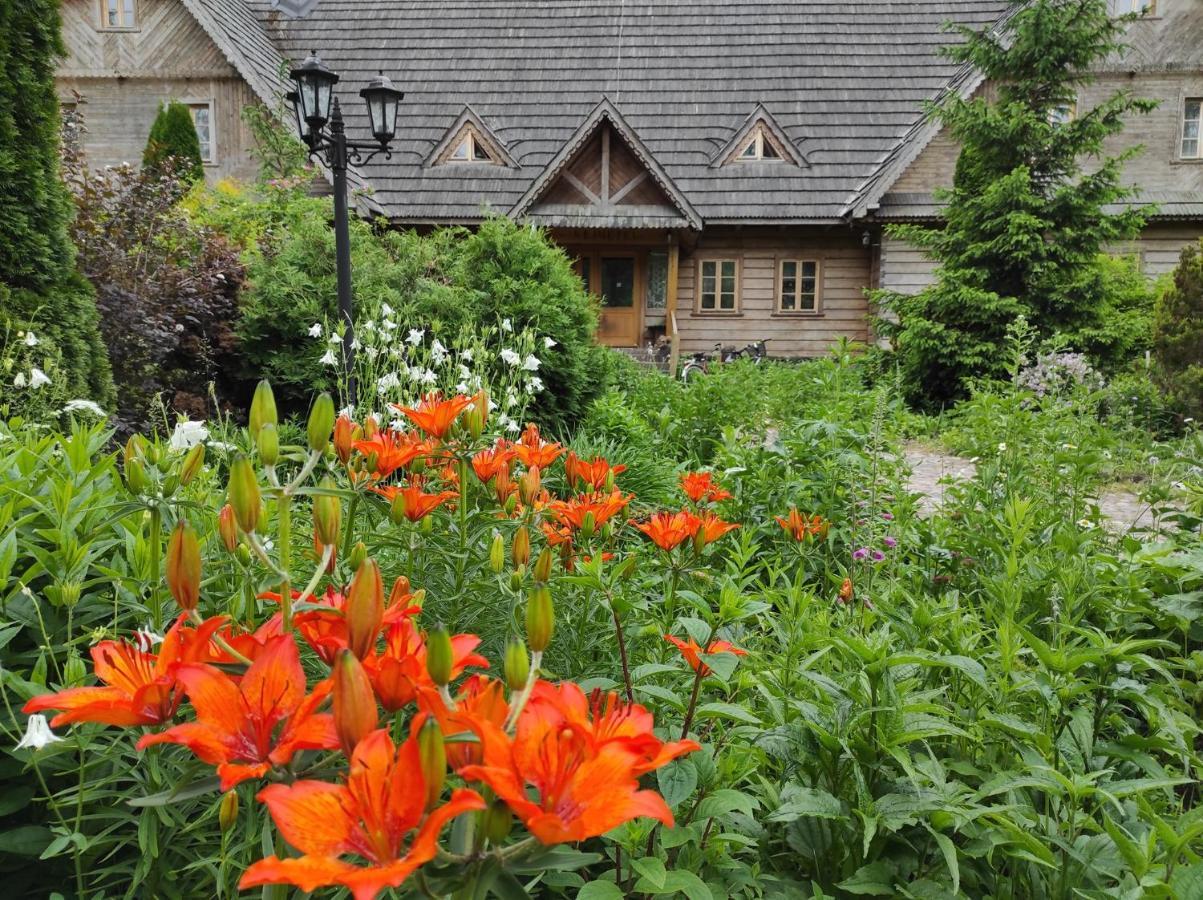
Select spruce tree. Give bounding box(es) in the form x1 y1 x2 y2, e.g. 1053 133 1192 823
872 0 1154 408
143 101 204 182
1152 241 1203 419
0 0 113 406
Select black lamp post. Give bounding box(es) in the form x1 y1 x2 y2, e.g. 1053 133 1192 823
287 53 403 405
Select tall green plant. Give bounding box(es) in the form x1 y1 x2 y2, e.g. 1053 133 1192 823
1153 240 1203 419
142 101 203 183
872 0 1155 408
0 0 113 408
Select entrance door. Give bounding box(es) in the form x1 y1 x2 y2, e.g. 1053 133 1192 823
597 256 640 347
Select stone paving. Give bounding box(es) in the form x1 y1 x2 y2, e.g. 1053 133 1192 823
903 443 1167 531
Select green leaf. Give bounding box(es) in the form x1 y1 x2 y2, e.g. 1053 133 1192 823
576 883 625 900
697 650 740 682
925 825 959 895
0 785 35 817
632 857 667 889
0 825 54 856
837 861 896 896
657 760 697 809
764 786 845 823
679 617 712 646
694 702 760 725
695 788 758 820
127 776 221 807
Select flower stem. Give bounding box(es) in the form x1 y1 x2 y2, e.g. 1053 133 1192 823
277 493 293 628
148 507 162 630
680 666 705 739
503 650 542 733
612 605 634 703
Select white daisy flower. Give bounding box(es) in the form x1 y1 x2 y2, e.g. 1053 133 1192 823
29 368 51 389
308 323 323 338
15 715 63 751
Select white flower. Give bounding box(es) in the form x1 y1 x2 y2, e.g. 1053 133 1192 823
382 320 398 332
15 715 63 751
522 354 541 372
431 340 448 364
420 368 438 385
319 349 338 366
458 364 472 379
382 303 395 317
500 349 520 366
506 419 520 433
169 419 208 451
501 318 513 332
376 372 401 394
61 399 106 417
543 336 557 349
135 625 164 652
339 404 356 418
350 338 362 351
460 349 474 361
361 320 377 333
308 323 323 337
174 323 185 333
29 368 51 389
456 381 469 394
407 328 424 345
529 376 544 392
13 373 26 388
23 332 38 347
497 413 512 431
997 443 1007 452
207 441 236 452
328 333 342 345
365 346 379 359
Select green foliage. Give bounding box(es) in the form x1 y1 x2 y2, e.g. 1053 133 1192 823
1153 240 1203 420
142 101 203 183
872 0 1156 408
0 0 113 410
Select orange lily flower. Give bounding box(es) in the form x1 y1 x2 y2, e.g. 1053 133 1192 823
24 615 224 728
472 441 515 484
564 452 626 491
695 510 740 546
240 728 484 900
136 635 338 790
353 430 427 479
547 490 633 532
776 508 830 542
261 585 420 664
459 687 684 844
839 577 854 604
680 471 733 504
372 482 458 522
425 675 509 770
665 634 747 677
528 681 698 775
365 619 488 713
633 510 702 551
540 521 575 549
513 423 563 469
393 393 474 441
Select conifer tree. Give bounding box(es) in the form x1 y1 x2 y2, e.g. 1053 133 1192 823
143 101 204 182
1152 241 1203 419
872 0 1154 408
0 0 113 405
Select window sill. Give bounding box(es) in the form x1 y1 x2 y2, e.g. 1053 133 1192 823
771 311 825 318
1170 157 1203 166
692 310 743 317
96 26 141 32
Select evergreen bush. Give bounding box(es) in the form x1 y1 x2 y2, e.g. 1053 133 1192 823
142 101 204 183
0 0 113 409
1152 240 1203 419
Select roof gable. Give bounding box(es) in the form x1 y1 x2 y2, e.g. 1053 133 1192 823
427 107 517 168
511 98 701 229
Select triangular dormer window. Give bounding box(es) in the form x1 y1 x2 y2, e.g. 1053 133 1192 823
428 109 514 168
732 124 785 162
447 129 494 163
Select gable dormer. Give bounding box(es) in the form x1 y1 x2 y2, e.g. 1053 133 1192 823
714 104 806 168
427 107 515 167
511 99 700 229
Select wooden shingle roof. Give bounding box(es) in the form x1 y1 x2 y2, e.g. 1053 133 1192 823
245 0 1012 225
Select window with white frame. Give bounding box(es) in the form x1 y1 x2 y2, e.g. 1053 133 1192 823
698 259 739 312
101 0 136 28
1108 0 1154 13
778 259 820 313
188 102 214 163
1183 99 1202 160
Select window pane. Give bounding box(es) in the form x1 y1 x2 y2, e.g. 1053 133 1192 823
801 261 817 279
701 261 716 279
739 141 757 159
450 139 470 160
720 291 735 310
701 292 716 309
645 251 668 309
780 292 795 310
575 258 591 295
600 257 635 308
781 261 796 279
191 106 211 161
1184 139 1200 159
123 0 134 21
720 274 735 296
107 0 118 24
472 141 492 162
720 261 735 279
761 140 780 159
1185 120 1200 140
701 274 716 295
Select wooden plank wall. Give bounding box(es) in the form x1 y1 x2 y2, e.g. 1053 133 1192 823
56 0 261 182
674 229 871 357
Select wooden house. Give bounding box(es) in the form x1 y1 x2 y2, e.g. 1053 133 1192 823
56 0 1203 355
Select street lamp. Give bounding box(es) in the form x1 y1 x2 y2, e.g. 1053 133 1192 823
287 53 403 404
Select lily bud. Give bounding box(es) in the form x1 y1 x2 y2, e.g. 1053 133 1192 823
465 391 489 439
616 556 639 581
249 379 278 442
166 519 201 612
511 525 531 568
227 455 260 533
489 532 505 573
483 799 512 844
313 478 341 546
235 544 252 566
162 473 179 499
494 469 514 505
124 457 149 494
389 491 406 525
533 547 553 584
346 558 384 659
509 568 524 592
504 493 518 517
179 443 205 486
693 524 708 553
219 791 239 834
388 576 411 607
580 511 596 541
525 585 553 653
333 415 355 464
307 392 335 454
363 417 379 439
348 541 367 571
218 503 238 552
417 717 446 810
504 636 529 691
333 649 378 756
258 423 279 467
124 434 147 466
518 466 541 506
426 625 453 687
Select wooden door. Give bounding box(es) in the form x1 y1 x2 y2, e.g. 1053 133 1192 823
575 252 643 347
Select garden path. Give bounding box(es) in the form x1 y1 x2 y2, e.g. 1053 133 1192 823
903 443 1164 531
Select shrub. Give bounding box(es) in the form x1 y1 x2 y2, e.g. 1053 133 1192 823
142 101 203 183
65 122 244 432
1153 240 1203 420
0 2 113 411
